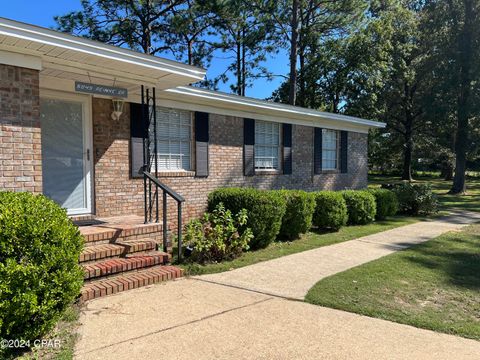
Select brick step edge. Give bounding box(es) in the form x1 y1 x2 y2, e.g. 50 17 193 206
80 266 183 302
79 240 158 263
82 252 170 280
81 223 165 243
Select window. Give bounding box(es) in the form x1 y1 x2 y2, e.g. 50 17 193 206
153 107 192 171
255 120 280 170
322 129 339 170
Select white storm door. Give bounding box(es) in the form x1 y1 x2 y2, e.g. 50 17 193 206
40 94 92 215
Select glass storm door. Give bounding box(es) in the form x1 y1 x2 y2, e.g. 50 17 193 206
40 96 92 215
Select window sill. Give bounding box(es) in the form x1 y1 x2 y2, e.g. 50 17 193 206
156 171 196 178
315 169 341 175
255 169 282 175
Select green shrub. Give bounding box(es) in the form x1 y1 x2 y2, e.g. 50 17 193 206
312 191 348 231
390 183 439 215
368 188 399 220
0 192 84 342
208 188 286 249
341 190 377 225
278 190 316 240
184 203 253 263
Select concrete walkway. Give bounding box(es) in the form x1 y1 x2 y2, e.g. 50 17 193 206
75 279 480 360
75 210 480 359
197 210 480 299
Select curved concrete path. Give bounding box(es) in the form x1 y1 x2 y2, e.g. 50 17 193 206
76 279 480 360
75 210 480 359
196 210 480 299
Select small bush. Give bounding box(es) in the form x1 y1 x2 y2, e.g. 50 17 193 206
389 183 439 215
278 190 316 240
184 203 253 263
313 191 348 231
341 190 377 225
0 192 84 342
208 188 286 249
368 188 399 220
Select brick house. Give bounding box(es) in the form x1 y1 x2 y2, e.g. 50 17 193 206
0 18 385 300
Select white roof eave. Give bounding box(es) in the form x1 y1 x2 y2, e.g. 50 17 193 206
163 86 386 130
0 17 206 81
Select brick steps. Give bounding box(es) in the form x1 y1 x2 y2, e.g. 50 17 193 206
80 222 164 245
79 240 158 263
80 265 183 302
82 252 170 280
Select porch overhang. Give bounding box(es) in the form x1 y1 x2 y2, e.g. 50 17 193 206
0 17 206 96
158 86 386 134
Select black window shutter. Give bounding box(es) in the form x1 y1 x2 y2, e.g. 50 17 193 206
130 103 147 178
283 123 292 174
314 127 323 174
340 130 348 173
195 111 209 177
244 118 255 176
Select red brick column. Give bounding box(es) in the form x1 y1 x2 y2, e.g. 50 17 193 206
0 64 42 193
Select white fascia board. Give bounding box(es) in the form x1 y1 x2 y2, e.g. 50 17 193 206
0 49 41 70
0 17 206 80
162 87 386 132
157 97 372 134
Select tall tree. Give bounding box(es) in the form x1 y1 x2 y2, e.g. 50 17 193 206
55 0 186 55
212 0 276 95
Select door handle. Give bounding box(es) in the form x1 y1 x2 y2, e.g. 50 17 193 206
86 149 90 161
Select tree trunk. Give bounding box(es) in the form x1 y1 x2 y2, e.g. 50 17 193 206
288 0 299 105
450 0 474 194
236 29 242 96
241 27 246 96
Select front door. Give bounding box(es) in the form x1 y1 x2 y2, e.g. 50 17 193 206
40 93 92 215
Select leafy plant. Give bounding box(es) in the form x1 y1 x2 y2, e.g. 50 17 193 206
368 188 399 220
389 183 439 215
278 190 316 240
184 203 253 263
0 192 84 343
313 191 348 231
342 190 377 225
208 188 286 249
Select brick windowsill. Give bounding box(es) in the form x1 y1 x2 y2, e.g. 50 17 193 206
255 169 283 175
156 171 196 178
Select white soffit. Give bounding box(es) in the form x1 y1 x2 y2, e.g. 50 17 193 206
159 86 386 133
0 17 206 89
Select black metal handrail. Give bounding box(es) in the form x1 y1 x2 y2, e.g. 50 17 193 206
143 171 185 262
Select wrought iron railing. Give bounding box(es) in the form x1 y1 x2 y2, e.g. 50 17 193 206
141 85 184 261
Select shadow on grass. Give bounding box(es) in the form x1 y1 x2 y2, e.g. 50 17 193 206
404 233 480 291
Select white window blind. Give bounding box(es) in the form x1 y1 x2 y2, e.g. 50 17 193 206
255 120 280 170
322 129 339 170
152 107 192 171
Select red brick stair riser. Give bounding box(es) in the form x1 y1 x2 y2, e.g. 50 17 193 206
79 240 158 263
80 266 183 302
83 253 170 280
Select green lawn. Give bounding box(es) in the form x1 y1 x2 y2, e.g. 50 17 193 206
305 223 480 340
369 173 480 212
9 305 80 360
180 216 419 275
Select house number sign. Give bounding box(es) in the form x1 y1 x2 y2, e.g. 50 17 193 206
75 81 128 98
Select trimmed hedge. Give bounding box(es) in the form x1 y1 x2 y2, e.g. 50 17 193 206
0 192 84 342
341 190 377 225
208 188 286 249
389 183 439 215
368 188 399 220
313 191 348 231
278 190 316 240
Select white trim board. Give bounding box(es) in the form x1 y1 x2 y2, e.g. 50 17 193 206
0 49 41 70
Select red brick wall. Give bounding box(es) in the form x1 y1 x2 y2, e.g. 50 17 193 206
0 64 41 192
92 98 368 224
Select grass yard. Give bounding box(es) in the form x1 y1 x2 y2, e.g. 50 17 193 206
180 216 419 275
8 305 80 360
305 223 480 340
369 173 480 212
